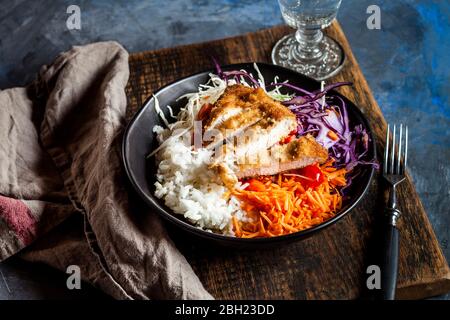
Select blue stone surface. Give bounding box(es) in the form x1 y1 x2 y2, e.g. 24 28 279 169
0 0 448 299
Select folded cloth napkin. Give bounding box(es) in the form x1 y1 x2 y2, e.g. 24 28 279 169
0 41 212 299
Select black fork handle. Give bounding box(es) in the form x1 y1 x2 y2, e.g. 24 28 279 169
381 209 400 300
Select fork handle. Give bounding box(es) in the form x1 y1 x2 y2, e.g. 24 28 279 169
381 207 401 300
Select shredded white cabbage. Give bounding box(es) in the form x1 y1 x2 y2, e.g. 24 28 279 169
253 62 265 90
148 64 292 158
153 94 170 128
147 73 228 158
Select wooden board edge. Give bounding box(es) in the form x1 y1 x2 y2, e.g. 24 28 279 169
128 26 274 62
397 272 450 299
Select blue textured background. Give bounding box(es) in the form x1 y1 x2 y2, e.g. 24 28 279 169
0 0 448 299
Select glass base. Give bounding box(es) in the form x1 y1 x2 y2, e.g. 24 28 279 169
271 33 345 81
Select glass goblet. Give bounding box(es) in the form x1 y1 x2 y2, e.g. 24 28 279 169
272 0 345 80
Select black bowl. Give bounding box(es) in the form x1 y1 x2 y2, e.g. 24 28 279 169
122 62 376 247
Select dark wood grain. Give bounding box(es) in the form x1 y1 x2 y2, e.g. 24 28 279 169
125 23 450 299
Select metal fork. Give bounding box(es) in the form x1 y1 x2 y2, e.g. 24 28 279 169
381 123 408 300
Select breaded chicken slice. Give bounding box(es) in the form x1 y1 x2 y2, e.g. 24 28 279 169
204 84 297 156
236 134 328 179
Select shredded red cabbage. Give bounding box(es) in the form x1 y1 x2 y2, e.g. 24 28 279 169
212 58 260 88
212 61 379 185
288 93 379 173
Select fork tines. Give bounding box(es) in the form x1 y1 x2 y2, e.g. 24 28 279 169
384 124 408 175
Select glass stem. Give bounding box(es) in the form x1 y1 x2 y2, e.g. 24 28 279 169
294 28 324 60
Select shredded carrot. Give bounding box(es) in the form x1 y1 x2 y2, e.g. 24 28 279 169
259 217 266 234
232 216 241 237
327 130 339 141
231 161 346 238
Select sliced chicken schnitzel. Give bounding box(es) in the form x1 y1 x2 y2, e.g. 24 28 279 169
203 84 297 153
201 85 328 188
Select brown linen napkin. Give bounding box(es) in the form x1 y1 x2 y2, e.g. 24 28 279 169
0 41 212 299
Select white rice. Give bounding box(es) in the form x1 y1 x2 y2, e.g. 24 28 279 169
154 136 247 234
152 75 247 235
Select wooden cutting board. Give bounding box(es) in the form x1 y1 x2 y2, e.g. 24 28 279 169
125 22 450 299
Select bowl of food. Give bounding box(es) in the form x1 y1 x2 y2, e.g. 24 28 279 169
122 62 377 246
